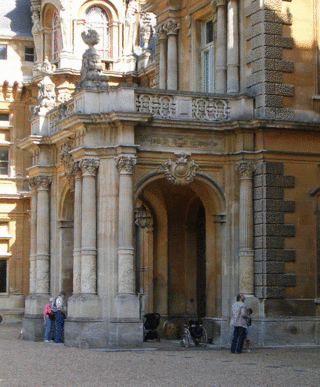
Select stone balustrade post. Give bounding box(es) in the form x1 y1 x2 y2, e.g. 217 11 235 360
116 155 137 294
80 158 99 294
29 177 38 294
227 0 239 93
236 161 255 295
72 162 82 294
35 174 52 294
163 20 180 90
215 0 228 93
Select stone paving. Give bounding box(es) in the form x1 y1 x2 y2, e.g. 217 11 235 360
0 323 320 386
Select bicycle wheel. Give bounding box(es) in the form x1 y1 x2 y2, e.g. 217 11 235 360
199 326 208 347
182 328 192 347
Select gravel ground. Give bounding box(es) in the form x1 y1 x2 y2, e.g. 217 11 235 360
0 324 320 386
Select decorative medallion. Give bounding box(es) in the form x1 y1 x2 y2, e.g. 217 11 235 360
157 153 201 185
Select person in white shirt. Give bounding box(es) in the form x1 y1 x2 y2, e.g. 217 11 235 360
54 290 67 343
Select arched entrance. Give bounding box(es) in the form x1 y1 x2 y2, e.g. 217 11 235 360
135 176 224 320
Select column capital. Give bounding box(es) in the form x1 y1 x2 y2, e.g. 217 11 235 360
80 158 99 177
235 161 255 179
34 174 52 189
116 156 137 175
211 0 227 12
29 176 38 190
156 24 167 40
71 160 81 178
163 19 180 35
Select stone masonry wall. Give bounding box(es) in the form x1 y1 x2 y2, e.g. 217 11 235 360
253 162 296 299
246 0 294 119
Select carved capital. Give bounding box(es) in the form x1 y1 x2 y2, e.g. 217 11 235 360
163 19 180 35
157 153 201 185
116 156 137 175
29 176 38 190
235 161 255 179
80 158 99 176
211 0 227 12
34 174 52 189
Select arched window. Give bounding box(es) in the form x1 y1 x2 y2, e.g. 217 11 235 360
52 13 61 62
86 7 111 59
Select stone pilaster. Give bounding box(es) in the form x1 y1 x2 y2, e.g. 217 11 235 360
116 156 137 294
72 162 82 294
215 0 228 93
29 177 37 294
236 162 255 295
35 174 52 294
163 20 180 90
80 158 99 294
227 0 239 93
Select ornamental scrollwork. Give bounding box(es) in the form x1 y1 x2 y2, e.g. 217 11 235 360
115 156 137 175
163 19 180 35
235 161 255 179
157 153 201 185
192 98 230 121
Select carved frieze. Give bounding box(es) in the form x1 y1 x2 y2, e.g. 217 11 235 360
157 153 201 185
116 156 137 175
136 133 223 152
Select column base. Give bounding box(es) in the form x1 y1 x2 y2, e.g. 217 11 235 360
108 318 143 349
114 294 140 319
64 319 107 349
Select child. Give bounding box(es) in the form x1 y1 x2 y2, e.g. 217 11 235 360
43 297 55 343
244 308 253 352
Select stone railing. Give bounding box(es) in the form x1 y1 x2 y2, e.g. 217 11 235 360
136 91 231 121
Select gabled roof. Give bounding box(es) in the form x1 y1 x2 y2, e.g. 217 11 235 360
0 0 32 38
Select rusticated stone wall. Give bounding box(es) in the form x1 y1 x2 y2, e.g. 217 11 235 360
253 161 296 299
246 0 294 119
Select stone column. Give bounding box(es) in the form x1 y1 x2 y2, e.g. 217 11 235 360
236 161 255 295
164 20 180 90
29 177 38 294
73 162 82 294
116 156 137 294
227 0 239 93
35 174 52 294
215 0 228 93
80 159 99 294
157 27 167 89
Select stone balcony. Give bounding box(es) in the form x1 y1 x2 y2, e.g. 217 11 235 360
30 86 255 137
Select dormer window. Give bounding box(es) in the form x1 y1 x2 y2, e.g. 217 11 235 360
86 7 111 60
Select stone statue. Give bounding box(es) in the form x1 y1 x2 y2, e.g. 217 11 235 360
124 0 139 55
140 13 153 51
31 6 41 62
75 30 109 92
30 76 57 118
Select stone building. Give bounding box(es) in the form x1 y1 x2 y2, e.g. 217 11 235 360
15 0 320 348
0 0 33 323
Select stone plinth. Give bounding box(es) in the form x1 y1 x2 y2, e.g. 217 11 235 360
108 319 143 349
67 295 102 319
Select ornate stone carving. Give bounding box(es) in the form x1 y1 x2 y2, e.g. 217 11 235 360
30 76 57 118
235 161 255 179
80 158 99 176
136 94 176 118
192 98 230 121
140 12 153 51
116 156 137 174
29 176 38 189
157 153 201 185
163 19 180 35
35 57 57 76
185 15 192 52
34 174 52 189
75 30 109 93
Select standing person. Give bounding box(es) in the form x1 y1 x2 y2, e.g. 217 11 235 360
244 308 253 352
230 293 248 353
43 297 55 343
54 291 67 344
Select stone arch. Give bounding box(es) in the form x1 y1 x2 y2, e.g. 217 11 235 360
57 183 74 297
134 172 226 320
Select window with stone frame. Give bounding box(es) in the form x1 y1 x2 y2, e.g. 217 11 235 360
86 6 111 60
200 20 215 93
0 44 7 60
0 147 9 176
